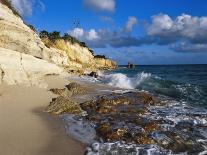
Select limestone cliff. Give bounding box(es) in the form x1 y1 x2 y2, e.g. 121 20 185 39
0 2 116 86
0 3 116 71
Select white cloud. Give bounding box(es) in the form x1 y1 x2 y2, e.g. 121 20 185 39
11 0 45 16
124 16 138 32
83 0 115 12
146 13 207 43
87 29 99 40
11 0 32 16
69 28 99 41
69 28 84 38
68 16 142 48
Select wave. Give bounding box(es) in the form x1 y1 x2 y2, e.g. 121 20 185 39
99 72 151 89
98 71 207 106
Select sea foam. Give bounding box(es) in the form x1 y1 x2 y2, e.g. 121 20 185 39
99 72 151 89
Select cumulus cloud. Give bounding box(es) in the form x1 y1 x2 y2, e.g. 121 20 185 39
69 13 207 52
146 13 207 44
11 0 45 16
69 28 99 41
83 0 115 12
124 16 138 32
69 16 141 48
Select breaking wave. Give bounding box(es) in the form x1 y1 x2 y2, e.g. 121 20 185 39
99 71 207 106
99 72 151 89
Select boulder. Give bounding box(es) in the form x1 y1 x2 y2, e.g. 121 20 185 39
46 96 83 114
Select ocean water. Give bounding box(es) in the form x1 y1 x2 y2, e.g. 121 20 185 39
101 64 207 107
64 65 207 155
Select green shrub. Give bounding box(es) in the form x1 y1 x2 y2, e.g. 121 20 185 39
49 31 61 41
39 30 49 38
94 55 106 59
27 24 36 32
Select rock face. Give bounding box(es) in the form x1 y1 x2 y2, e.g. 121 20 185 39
0 3 116 86
0 47 65 87
0 3 116 67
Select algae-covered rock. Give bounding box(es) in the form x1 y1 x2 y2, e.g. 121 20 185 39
65 82 86 95
46 96 83 114
50 88 72 98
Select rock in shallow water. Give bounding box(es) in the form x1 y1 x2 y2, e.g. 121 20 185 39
46 96 83 114
80 91 207 154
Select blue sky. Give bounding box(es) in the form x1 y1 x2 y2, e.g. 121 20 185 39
11 0 207 65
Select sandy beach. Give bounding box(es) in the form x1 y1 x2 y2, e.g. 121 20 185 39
0 76 85 155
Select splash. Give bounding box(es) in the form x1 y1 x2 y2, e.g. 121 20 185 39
99 72 151 89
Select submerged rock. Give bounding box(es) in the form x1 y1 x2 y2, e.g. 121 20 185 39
46 96 83 114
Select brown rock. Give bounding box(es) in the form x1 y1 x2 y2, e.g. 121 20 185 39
135 133 155 145
46 96 83 114
65 82 86 95
49 88 72 98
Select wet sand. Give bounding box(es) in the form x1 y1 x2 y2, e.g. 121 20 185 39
0 76 85 155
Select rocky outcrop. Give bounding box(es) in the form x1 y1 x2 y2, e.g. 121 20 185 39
127 62 135 69
0 47 65 87
47 82 86 114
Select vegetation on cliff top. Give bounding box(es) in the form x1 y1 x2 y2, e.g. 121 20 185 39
0 0 21 17
39 30 97 55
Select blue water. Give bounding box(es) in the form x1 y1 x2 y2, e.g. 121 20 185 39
105 64 207 107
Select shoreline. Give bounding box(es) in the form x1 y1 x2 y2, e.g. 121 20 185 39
0 75 85 155
0 72 206 155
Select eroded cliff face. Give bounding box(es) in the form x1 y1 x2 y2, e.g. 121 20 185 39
0 3 116 86
0 3 116 72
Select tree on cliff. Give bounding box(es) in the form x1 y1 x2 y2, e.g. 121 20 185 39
39 30 49 39
49 31 61 41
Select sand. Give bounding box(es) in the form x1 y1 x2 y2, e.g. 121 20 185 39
0 75 85 155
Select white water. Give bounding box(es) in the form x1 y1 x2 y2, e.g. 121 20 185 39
99 72 151 89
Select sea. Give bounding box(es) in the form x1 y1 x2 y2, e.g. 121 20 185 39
102 64 207 107
64 64 207 155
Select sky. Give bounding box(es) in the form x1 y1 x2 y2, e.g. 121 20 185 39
10 0 207 65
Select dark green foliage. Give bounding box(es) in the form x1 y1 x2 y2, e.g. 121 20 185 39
28 24 36 32
0 0 21 17
89 49 94 55
39 30 49 38
63 33 80 44
48 31 61 41
94 55 106 59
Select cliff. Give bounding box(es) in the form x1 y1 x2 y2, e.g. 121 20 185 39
0 2 116 87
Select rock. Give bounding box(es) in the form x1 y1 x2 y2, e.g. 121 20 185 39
46 96 83 114
49 88 72 98
65 82 86 95
127 62 135 69
135 133 155 145
88 71 98 78
0 47 65 87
